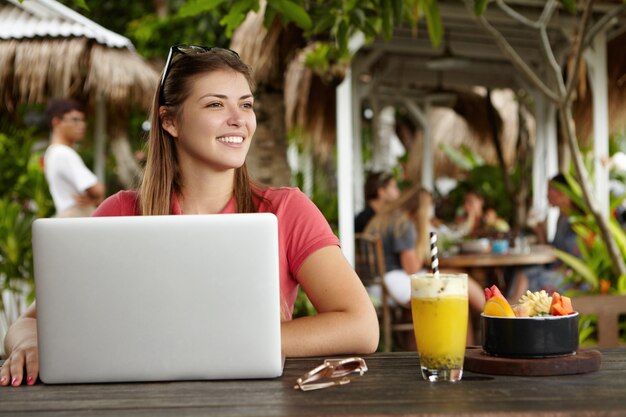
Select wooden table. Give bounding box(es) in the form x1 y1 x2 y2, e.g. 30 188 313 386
439 244 556 269
439 244 556 289
2 349 625 416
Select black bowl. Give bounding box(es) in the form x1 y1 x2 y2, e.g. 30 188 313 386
481 313 579 358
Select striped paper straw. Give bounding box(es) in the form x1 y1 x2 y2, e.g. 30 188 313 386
429 231 440 279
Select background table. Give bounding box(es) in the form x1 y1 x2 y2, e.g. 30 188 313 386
439 244 556 269
2 349 625 416
439 244 556 289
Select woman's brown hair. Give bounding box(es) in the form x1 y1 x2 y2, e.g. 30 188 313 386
139 48 262 216
364 186 432 262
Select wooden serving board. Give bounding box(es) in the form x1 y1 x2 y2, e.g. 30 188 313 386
464 347 602 376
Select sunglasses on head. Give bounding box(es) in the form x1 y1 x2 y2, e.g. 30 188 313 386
159 44 240 104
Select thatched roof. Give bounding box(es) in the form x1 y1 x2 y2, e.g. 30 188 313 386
0 0 158 112
230 0 339 158
396 88 524 179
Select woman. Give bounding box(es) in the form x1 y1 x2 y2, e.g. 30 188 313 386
364 187 429 305
1 45 378 387
365 186 484 343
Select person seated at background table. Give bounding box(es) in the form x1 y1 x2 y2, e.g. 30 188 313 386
483 207 511 235
364 187 485 312
1 45 379 387
354 171 400 233
507 173 582 301
454 189 486 238
454 190 510 239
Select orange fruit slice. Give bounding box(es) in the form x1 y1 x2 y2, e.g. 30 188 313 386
484 296 515 317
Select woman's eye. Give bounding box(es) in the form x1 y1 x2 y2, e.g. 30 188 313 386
241 102 254 109
207 102 223 108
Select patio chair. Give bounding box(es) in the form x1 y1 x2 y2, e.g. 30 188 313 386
354 234 414 352
573 294 626 348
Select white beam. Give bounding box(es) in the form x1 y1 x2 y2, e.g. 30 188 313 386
531 91 559 241
337 68 355 265
585 31 610 218
353 81 365 214
337 33 365 265
94 94 106 185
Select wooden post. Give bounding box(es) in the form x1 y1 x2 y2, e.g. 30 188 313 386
93 94 106 186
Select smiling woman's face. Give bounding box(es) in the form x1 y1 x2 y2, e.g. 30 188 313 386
161 69 256 174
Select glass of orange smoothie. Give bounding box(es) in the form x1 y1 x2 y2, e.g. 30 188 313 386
411 273 468 382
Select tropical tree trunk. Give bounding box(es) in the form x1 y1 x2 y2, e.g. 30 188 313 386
110 133 142 188
485 89 515 213
247 88 292 186
153 0 168 18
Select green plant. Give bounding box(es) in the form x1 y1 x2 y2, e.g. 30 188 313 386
0 129 54 314
0 200 35 297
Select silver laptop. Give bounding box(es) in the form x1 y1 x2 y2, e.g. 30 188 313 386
32 213 283 384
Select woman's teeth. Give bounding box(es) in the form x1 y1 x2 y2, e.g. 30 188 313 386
217 136 244 144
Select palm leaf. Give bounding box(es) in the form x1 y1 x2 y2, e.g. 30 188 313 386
608 219 626 256
554 248 598 290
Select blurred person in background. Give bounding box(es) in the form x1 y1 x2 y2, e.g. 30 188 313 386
43 98 104 217
354 172 401 233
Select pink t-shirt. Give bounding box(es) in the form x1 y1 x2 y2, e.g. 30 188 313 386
93 187 339 318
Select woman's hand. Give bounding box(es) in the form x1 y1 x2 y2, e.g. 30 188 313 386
1 303 38 387
1 332 38 386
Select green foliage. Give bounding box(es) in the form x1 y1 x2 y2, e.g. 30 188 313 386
72 0 89 11
578 313 597 346
0 132 33 199
269 0 312 31
439 143 484 171
174 0 444 76
0 200 35 295
178 0 229 18
421 0 442 47
58 0 231 60
0 128 53 309
473 0 489 15
560 0 577 14
128 13 230 59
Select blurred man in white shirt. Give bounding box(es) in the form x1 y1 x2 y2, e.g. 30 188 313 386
43 98 104 217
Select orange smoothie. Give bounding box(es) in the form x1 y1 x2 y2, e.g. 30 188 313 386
411 274 468 382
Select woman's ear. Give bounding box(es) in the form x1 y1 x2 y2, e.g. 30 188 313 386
159 106 179 139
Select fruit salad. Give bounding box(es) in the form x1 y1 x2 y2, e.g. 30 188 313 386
483 285 576 317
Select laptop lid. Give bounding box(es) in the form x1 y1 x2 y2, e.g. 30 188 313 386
33 213 282 384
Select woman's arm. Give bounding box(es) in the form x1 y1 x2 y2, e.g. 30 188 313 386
1 302 38 386
281 246 379 357
399 249 423 275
